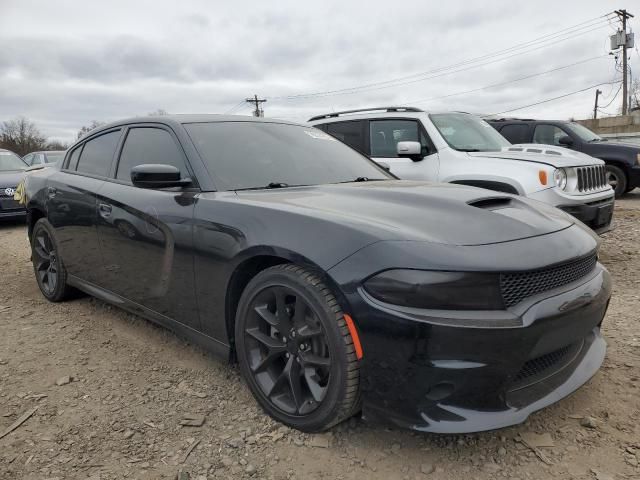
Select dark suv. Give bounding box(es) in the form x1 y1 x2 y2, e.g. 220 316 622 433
489 118 640 197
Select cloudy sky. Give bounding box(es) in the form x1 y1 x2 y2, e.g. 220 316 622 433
1 0 638 143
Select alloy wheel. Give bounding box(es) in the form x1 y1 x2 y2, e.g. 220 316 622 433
607 170 619 189
243 286 332 416
33 229 58 295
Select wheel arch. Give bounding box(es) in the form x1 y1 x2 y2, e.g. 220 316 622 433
224 249 350 362
27 207 47 240
449 179 520 195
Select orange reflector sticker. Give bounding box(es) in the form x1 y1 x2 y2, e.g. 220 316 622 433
344 314 363 360
539 170 548 185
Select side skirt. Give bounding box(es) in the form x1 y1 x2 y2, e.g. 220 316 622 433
67 275 230 360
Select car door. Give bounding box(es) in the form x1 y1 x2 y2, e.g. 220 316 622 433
95 125 200 330
368 119 439 180
46 129 122 284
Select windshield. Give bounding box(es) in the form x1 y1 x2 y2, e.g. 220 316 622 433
0 151 27 171
565 122 602 142
44 152 65 163
184 122 391 191
430 113 511 152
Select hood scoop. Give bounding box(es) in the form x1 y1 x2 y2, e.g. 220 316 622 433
467 196 513 210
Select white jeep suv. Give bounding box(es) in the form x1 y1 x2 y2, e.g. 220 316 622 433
309 107 615 233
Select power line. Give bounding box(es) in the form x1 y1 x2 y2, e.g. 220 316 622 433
598 81 624 109
270 13 616 101
487 80 621 116
399 54 609 106
223 100 246 115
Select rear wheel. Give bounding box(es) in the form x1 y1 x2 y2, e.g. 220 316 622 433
235 264 360 432
605 165 628 198
31 218 75 302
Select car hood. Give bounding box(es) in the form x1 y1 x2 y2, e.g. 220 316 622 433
0 170 26 187
467 145 603 168
233 181 575 246
585 140 640 156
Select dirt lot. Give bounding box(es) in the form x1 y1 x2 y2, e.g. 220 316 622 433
1 195 639 480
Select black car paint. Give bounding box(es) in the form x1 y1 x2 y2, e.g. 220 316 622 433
489 119 640 190
23 115 611 432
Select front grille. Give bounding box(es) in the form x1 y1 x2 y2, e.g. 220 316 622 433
500 253 597 307
576 165 607 192
510 341 583 391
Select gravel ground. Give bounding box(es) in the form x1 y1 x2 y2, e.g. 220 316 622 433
1 194 639 480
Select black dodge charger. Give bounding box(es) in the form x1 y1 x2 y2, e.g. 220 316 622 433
22 115 611 433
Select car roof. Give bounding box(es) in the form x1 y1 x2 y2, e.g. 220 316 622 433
90 114 305 134
308 109 471 124
488 118 570 124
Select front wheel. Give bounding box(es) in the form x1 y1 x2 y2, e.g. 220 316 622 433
605 165 628 198
31 218 75 302
235 264 360 432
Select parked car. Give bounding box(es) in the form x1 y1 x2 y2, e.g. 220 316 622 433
488 117 640 197
23 150 66 167
23 115 611 433
0 148 27 220
309 107 615 234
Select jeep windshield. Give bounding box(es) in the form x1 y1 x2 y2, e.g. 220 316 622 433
565 122 603 143
184 121 391 191
0 151 27 171
430 113 511 152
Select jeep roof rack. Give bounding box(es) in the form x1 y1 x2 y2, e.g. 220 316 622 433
486 117 537 122
308 106 423 122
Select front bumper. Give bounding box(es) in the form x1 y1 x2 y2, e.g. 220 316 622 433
342 263 611 433
528 187 614 234
556 196 614 234
0 208 26 219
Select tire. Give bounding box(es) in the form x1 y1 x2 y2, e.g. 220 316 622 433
31 218 75 302
235 264 360 432
605 165 628 198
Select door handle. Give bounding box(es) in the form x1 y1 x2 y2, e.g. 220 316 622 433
47 186 57 198
98 203 112 218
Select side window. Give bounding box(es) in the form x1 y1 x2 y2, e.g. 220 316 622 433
23 154 33 166
76 130 121 177
116 127 188 183
369 119 432 158
67 146 82 170
33 153 44 165
533 124 567 146
325 121 366 154
498 124 529 144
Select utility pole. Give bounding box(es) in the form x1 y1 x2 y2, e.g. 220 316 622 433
615 9 634 115
245 94 266 117
593 88 602 119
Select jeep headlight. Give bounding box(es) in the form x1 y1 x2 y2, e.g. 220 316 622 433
553 168 567 190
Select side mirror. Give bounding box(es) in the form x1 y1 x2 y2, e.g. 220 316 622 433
131 164 192 189
377 161 391 172
558 135 574 147
397 141 423 161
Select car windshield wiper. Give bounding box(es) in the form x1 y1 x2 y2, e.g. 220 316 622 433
458 148 482 152
233 182 310 191
333 177 388 184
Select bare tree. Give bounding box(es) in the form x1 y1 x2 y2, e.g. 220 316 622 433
77 120 106 139
0 117 48 156
631 79 640 111
46 140 70 151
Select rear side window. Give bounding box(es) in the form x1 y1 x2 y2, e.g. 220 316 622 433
498 124 529 144
116 127 188 183
76 130 121 177
325 121 366 153
369 119 432 157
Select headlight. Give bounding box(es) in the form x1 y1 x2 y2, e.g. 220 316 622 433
363 270 503 310
553 168 567 190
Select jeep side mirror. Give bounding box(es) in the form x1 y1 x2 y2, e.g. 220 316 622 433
397 141 423 161
558 135 574 147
